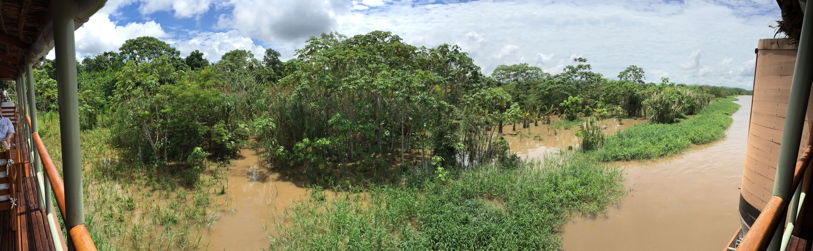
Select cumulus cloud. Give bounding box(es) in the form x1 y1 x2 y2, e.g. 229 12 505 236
496 45 519 59
172 30 266 62
218 0 351 46
74 13 168 58
138 0 215 18
330 0 778 87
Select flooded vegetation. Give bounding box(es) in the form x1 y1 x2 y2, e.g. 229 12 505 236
504 117 646 159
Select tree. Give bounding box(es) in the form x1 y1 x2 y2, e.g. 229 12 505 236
119 36 182 65
491 63 545 84
217 49 259 73
33 69 57 111
660 77 671 85
491 64 546 127
185 50 209 70
262 48 284 82
81 51 124 72
38 59 57 80
618 65 645 83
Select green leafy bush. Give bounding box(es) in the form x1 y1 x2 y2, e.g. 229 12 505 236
559 95 589 120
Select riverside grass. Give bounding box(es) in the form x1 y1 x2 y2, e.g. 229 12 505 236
273 154 624 250
38 112 223 250
593 97 740 161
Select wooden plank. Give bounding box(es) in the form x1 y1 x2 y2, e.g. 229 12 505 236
29 192 45 250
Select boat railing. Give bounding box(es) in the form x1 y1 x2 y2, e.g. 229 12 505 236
24 112 97 251
735 145 813 251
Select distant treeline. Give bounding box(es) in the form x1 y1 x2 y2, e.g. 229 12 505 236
23 31 750 172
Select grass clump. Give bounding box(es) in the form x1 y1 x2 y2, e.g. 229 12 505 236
273 154 624 250
593 97 740 161
576 118 604 151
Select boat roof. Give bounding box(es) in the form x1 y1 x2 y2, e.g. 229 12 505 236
0 0 105 80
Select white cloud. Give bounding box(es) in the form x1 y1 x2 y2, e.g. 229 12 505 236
73 13 167 58
138 0 215 18
328 0 778 87
681 50 703 70
218 0 350 48
172 30 266 62
361 0 385 7
496 44 519 59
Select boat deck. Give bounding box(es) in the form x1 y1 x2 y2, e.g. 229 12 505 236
0 104 56 251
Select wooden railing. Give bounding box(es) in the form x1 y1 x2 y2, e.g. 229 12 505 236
737 146 813 251
26 115 97 251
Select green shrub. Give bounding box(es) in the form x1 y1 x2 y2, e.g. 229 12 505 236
643 87 685 123
576 118 604 151
559 95 588 120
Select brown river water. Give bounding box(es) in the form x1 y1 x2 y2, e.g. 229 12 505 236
200 96 749 250
561 96 751 251
201 149 309 251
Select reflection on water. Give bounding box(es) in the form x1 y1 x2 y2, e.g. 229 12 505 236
559 96 751 250
202 149 309 251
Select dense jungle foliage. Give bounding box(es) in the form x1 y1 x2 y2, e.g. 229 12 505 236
26 31 748 173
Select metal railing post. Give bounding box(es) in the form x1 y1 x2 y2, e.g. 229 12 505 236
53 0 84 249
770 1 813 249
25 64 48 214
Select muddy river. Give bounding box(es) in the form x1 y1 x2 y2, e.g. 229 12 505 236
201 149 309 251
560 96 751 250
200 96 749 250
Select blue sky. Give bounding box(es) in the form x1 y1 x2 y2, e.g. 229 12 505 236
67 0 782 88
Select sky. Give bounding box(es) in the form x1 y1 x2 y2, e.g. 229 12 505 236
64 0 783 89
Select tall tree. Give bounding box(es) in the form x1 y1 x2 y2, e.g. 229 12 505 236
618 65 645 83
185 50 209 70
262 48 284 82
491 63 545 85
119 36 182 65
491 64 546 127
81 51 124 72
218 49 259 73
